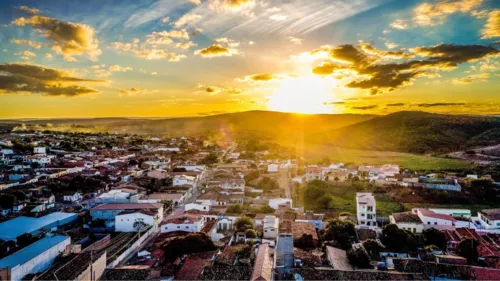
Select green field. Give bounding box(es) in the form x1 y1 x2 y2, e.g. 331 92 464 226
300 144 474 171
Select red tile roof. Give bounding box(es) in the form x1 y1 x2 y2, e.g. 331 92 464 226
92 203 162 210
251 244 273 281
175 251 216 281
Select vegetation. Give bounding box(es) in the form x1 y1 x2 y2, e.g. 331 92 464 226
423 228 447 250
163 233 215 261
362 239 385 260
457 238 479 264
202 152 218 165
256 177 279 192
234 216 255 233
347 245 372 268
381 224 418 253
322 218 356 250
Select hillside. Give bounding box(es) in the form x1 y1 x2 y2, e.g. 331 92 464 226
2 111 375 141
316 111 500 154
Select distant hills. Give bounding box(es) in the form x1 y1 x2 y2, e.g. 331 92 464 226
3 110 500 154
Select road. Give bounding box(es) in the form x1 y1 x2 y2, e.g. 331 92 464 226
279 168 292 199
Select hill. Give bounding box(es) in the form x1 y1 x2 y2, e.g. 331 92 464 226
316 111 500 154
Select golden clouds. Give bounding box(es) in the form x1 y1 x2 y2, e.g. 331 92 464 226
235 73 282 84
194 44 240 58
11 39 42 49
481 10 500 39
110 39 187 62
390 20 409 30
413 0 483 26
17 5 40 15
452 73 489 84
0 63 101 96
12 15 101 62
310 43 498 94
197 84 243 95
173 13 202 27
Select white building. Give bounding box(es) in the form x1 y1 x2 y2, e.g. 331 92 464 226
412 208 456 230
173 175 196 186
185 203 210 212
356 193 377 228
428 208 471 218
267 164 279 173
305 166 322 182
115 210 160 232
33 147 46 154
0 235 70 281
63 192 82 202
478 208 500 230
269 198 292 210
263 216 279 240
389 212 423 233
161 215 205 233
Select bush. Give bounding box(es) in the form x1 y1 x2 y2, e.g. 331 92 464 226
163 233 215 261
347 245 372 268
363 239 385 260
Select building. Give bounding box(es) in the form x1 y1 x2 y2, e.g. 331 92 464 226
412 208 456 230
326 246 353 271
63 191 82 202
0 212 78 241
478 208 500 230
263 216 279 239
173 174 196 186
428 208 471 218
274 234 294 280
115 210 161 232
90 203 164 222
33 147 46 154
389 212 424 233
291 221 319 246
161 214 205 233
147 169 168 179
0 235 70 281
305 166 322 182
251 244 273 281
185 203 210 212
356 192 377 228
267 164 279 173
269 198 292 210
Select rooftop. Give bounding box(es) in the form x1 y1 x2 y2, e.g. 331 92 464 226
391 212 423 224
479 208 500 221
91 203 163 211
325 246 353 271
0 235 69 269
0 212 78 241
251 244 273 281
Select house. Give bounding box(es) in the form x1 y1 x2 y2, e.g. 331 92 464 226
428 208 471 218
63 191 82 202
175 251 217 281
147 169 168 179
185 203 211 212
412 208 456 230
263 216 279 240
356 192 377 228
0 235 70 281
173 174 196 186
115 210 160 232
33 147 46 154
161 214 205 233
478 208 500 230
148 193 185 205
389 212 423 233
90 203 164 222
274 234 294 280
251 244 273 281
295 211 324 229
269 198 292 210
267 164 279 173
291 221 319 247
305 166 322 182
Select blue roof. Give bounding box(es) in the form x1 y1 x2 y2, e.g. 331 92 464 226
0 212 77 241
0 235 69 268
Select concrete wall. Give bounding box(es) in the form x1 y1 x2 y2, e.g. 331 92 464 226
75 251 107 281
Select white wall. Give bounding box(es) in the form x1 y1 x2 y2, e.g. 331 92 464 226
269 199 292 210
115 213 156 232
185 203 210 212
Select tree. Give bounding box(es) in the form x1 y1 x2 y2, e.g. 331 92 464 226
457 238 479 264
244 229 258 238
30 162 40 169
0 194 16 209
322 219 356 250
347 245 372 268
226 204 243 214
294 234 316 249
303 180 329 211
202 152 218 165
381 224 418 253
163 233 215 261
363 239 385 260
234 216 255 232
423 228 447 250
256 177 279 191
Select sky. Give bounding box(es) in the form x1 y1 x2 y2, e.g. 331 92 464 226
0 0 499 118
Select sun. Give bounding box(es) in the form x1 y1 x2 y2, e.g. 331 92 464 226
267 75 336 114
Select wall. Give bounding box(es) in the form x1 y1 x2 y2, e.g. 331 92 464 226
161 222 200 233
75 251 107 281
115 213 156 232
106 226 155 269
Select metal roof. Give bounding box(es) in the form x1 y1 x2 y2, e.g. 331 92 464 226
0 212 78 241
0 235 69 268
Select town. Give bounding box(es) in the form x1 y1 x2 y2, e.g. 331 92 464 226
0 131 499 281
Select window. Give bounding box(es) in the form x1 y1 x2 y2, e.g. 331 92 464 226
413 228 416 233
434 222 437 225
177 226 180 229
186 226 189 229
427 222 431 225
265 230 267 232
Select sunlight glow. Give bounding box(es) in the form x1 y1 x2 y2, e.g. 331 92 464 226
267 75 337 114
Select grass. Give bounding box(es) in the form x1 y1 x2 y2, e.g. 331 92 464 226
300 144 474 171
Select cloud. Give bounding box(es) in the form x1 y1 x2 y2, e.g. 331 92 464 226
270 14 287 21
481 10 500 39
161 17 170 23
110 39 186 61
384 42 398 49
236 73 282 83
188 0 202 5
0 63 101 96
413 0 483 26
452 73 489 84
288 36 303 45
417 102 466 107
390 19 409 29
197 84 243 95
175 41 197 49
11 39 42 49
351 105 378 110
16 50 37 60
194 44 240 57
109 65 133 72
17 5 40 15
386 103 406 106
310 43 498 94
173 13 202 27
118 87 150 95
12 15 101 62
191 28 202 36
208 0 257 16
45 53 53 60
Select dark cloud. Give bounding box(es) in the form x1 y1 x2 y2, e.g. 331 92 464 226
351 105 378 110
249 73 275 81
417 102 466 107
386 103 406 106
0 63 101 96
312 43 498 94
